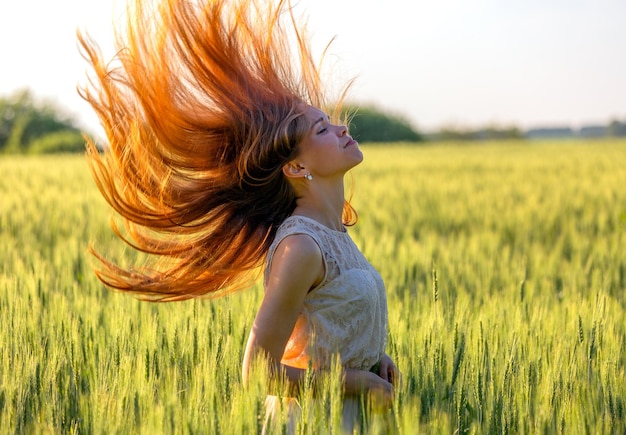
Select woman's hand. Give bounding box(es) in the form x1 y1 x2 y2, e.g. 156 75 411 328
344 369 395 412
375 353 402 387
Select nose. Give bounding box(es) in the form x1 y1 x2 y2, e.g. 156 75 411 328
337 124 348 136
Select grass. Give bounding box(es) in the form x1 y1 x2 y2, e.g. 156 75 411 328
1 139 625 433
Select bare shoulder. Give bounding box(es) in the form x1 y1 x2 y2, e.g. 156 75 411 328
267 233 324 296
274 233 322 263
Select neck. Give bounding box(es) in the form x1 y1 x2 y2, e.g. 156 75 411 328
292 177 346 231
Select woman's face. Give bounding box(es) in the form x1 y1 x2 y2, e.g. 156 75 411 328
294 106 363 180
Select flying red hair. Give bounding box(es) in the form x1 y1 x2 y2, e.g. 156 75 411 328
78 0 356 301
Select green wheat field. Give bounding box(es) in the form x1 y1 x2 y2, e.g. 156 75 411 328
1 140 625 433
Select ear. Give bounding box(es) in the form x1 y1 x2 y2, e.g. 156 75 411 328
282 162 306 180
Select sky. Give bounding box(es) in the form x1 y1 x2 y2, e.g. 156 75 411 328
1 0 625 135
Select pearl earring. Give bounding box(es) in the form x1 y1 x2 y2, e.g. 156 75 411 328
305 173 313 181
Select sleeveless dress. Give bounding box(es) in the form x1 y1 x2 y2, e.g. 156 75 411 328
263 215 388 433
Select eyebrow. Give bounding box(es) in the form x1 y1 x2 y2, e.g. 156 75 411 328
311 115 328 130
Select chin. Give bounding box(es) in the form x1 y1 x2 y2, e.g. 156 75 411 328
348 156 364 171
354 150 364 164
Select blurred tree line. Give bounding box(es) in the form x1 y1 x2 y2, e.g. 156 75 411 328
0 90 85 154
428 125 524 141
0 92 424 154
3 89 623 153
429 121 626 141
607 120 626 136
341 104 423 143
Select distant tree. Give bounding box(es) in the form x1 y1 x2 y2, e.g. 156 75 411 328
28 131 86 154
432 127 476 141
432 124 524 141
607 120 626 137
341 104 422 143
480 126 523 140
0 89 84 154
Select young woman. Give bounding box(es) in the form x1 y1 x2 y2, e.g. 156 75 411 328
79 0 400 431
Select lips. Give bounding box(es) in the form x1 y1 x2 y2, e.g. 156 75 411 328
344 138 357 148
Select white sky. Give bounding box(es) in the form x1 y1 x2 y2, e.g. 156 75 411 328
1 0 625 134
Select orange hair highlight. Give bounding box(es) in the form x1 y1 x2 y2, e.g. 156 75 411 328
78 0 356 301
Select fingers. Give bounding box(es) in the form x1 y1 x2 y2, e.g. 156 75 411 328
378 366 393 384
377 355 401 386
377 359 390 381
389 364 402 387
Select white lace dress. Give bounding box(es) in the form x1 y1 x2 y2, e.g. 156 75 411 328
263 215 388 432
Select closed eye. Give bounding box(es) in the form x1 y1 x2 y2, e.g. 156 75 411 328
311 114 329 135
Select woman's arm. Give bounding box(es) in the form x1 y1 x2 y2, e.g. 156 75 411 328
242 232 397 408
242 233 324 389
